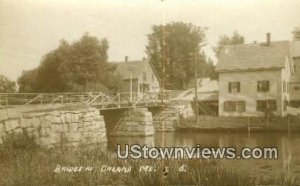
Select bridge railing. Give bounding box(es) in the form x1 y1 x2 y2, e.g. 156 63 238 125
0 90 181 109
0 92 104 106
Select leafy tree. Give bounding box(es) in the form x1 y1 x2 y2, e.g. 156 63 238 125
18 33 122 93
146 22 211 90
18 69 39 92
214 31 245 58
0 75 16 93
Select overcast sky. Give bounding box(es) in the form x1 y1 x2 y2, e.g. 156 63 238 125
0 0 300 81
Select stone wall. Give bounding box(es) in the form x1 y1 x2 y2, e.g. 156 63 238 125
0 107 106 148
151 107 179 132
176 104 194 119
110 108 154 136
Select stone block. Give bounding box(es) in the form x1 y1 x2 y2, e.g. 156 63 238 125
51 124 62 132
83 116 93 122
65 132 81 142
41 118 52 128
38 137 51 147
51 116 61 124
20 118 30 128
68 123 78 132
32 117 40 128
5 119 19 132
32 130 39 138
64 113 72 123
15 128 23 134
62 124 68 132
0 122 4 134
50 111 60 116
39 127 48 137
50 133 61 144
71 114 80 123
60 115 66 123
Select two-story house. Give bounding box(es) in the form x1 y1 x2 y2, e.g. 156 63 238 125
113 57 160 99
289 27 300 107
216 33 295 117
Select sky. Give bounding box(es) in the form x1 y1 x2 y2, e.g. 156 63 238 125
0 0 300 81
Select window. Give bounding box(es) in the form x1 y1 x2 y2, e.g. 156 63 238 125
257 81 270 92
224 101 246 112
294 86 300 91
228 82 240 93
256 100 276 112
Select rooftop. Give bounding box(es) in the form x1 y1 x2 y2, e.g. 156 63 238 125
216 41 290 72
111 60 149 80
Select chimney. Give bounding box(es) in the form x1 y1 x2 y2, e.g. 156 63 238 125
125 56 128 62
292 27 300 41
266 33 271 46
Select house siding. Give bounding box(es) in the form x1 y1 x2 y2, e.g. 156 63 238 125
116 61 160 97
219 70 284 117
290 57 300 104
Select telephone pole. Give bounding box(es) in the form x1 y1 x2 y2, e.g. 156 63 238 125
194 48 199 124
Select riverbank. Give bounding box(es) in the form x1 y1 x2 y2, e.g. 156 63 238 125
179 115 300 132
0 132 296 185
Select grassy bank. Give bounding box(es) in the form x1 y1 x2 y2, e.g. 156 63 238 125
0 133 296 185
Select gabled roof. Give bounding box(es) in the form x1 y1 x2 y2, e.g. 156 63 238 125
216 41 290 72
111 60 159 80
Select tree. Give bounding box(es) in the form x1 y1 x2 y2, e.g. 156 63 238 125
0 75 16 93
18 33 122 93
18 69 39 92
214 31 245 58
146 22 211 89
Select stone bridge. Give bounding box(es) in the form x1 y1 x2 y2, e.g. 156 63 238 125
0 102 193 148
100 106 179 136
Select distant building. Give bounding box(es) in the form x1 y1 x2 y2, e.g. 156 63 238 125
289 27 300 107
216 30 300 117
113 57 160 98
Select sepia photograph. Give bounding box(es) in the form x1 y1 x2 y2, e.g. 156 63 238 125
0 0 300 185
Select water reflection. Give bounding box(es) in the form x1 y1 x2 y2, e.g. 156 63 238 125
108 131 300 182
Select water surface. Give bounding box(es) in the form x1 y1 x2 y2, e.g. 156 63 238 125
108 130 300 182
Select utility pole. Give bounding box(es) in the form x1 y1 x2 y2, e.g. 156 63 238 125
130 74 133 102
194 48 199 124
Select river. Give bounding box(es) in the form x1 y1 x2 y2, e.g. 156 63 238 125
108 131 300 182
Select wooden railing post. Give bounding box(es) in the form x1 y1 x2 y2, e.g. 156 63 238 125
6 94 8 107
118 93 121 108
